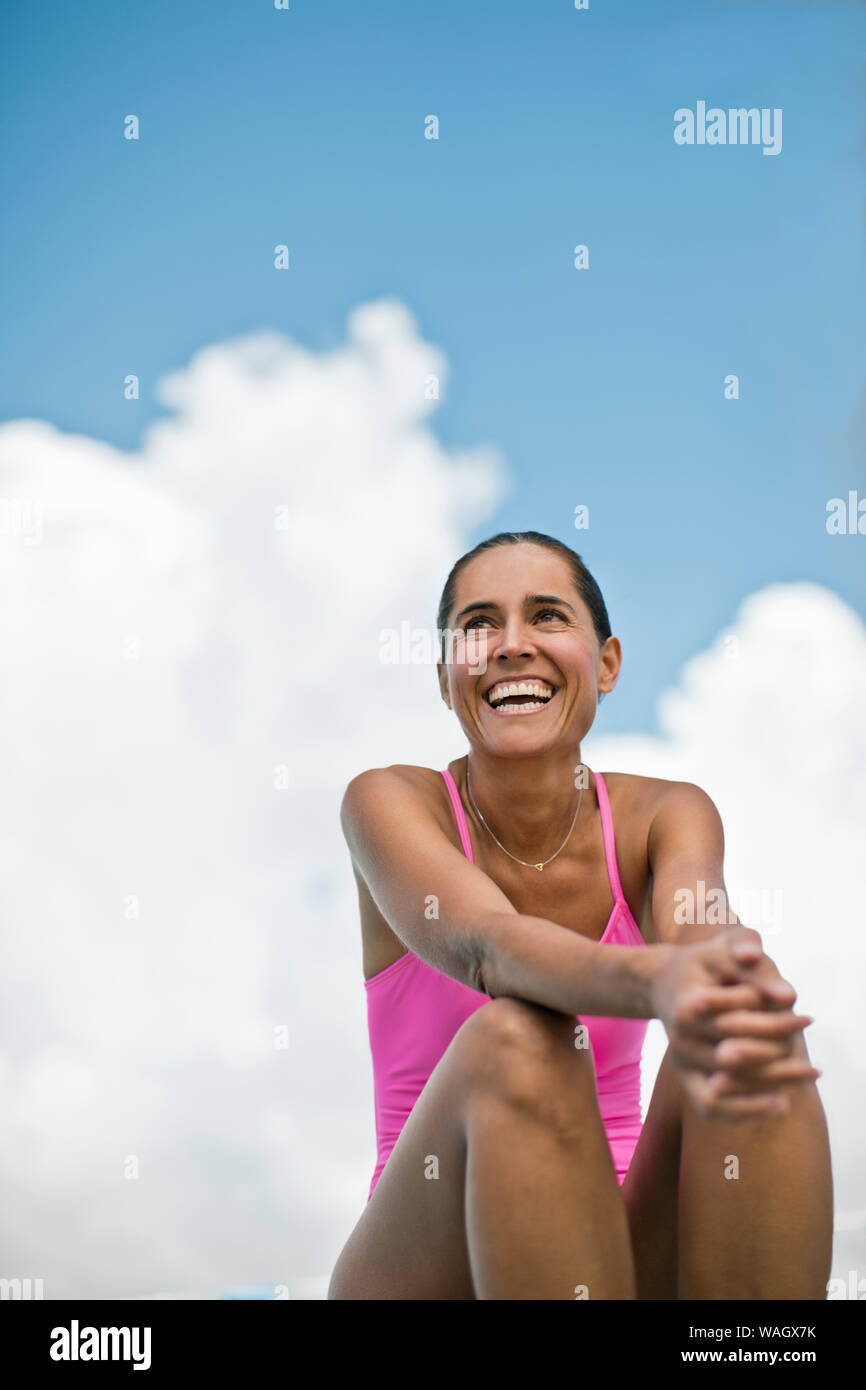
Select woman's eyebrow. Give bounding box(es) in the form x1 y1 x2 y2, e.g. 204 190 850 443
453 593 577 622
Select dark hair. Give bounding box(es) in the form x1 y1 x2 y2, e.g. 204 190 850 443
437 530 612 660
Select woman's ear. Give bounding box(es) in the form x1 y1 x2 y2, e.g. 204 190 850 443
437 661 452 709
597 636 622 698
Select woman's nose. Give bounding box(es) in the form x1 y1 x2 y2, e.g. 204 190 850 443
497 619 536 659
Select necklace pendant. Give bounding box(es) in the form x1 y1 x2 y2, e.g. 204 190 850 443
535 863 544 871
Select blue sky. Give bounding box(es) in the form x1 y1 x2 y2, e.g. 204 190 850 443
2 0 864 733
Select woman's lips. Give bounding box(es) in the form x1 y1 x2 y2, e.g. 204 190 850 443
484 688 560 717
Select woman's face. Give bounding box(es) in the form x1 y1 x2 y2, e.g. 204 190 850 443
437 543 621 754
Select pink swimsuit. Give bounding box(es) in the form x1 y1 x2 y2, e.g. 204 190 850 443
364 769 648 1201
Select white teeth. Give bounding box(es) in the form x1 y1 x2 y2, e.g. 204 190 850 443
487 680 553 707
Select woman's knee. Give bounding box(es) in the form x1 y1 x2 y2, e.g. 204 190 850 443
454 996 600 1127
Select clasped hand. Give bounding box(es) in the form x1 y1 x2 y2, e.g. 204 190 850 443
651 927 820 1121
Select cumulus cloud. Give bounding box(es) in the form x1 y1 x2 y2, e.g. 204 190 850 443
0 301 862 1298
0 300 507 1298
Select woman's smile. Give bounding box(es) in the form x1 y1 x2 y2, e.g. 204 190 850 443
481 686 563 717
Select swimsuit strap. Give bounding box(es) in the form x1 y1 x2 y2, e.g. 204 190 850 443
440 768 475 862
594 771 626 907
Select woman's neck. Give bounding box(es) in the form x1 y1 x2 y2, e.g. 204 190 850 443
460 749 593 862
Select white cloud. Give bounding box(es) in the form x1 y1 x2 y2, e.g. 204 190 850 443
0 300 862 1298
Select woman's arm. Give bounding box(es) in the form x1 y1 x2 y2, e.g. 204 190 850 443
341 766 673 1017
478 779 795 1020
642 781 819 1115
477 913 670 1015
647 780 750 946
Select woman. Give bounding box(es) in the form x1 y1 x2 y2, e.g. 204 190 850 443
328 531 833 1300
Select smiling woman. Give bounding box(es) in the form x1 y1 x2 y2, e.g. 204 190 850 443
328 530 832 1301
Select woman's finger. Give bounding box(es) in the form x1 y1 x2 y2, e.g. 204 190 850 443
678 1045 817 1089
679 1006 811 1050
727 938 762 959
686 983 765 1019
750 976 797 1007
691 1079 791 1120
671 1036 731 1075
714 1036 792 1068
736 966 797 1007
709 1058 821 1094
676 1038 815 1084
709 1009 813 1040
719 939 799 1006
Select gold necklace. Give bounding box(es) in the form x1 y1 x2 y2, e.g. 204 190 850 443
464 763 584 871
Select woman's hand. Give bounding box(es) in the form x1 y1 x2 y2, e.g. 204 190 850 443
650 928 819 1121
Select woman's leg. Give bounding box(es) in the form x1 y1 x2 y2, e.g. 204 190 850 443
620 1045 683 1300
622 1034 833 1300
677 1029 833 1299
328 996 636 1300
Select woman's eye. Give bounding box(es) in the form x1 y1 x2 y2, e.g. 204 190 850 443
465 610 565 629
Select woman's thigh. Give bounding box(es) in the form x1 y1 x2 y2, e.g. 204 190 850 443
328 1032 476 1300
328 996 610 1301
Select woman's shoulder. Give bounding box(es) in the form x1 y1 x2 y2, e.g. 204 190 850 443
600 770 721 835
600 770 710 793
341 762 454 832
599 769 680 802
341 764 465 979
344 762 446 793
